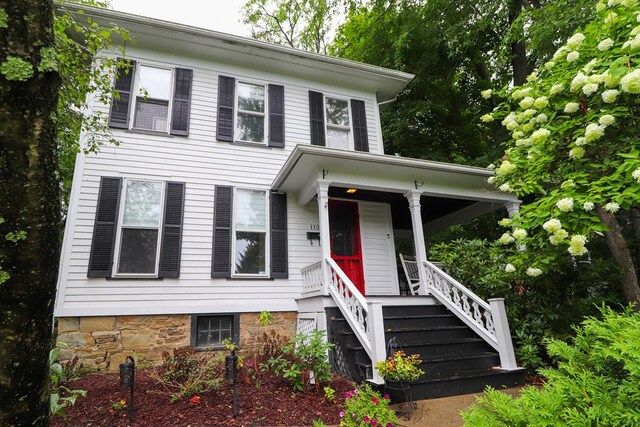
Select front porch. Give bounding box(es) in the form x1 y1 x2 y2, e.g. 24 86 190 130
272 145 525 396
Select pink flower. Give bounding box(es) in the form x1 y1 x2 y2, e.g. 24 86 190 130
372 420 378 426
372 397 379 404
364 416 370 422
386 424 394 427
339 411 345 418
383 394 390 400
345 391 352 399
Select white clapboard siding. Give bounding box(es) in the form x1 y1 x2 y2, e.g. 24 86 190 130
56 47 381 316
359 201 399 296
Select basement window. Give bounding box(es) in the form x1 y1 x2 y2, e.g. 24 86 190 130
190 314 239 349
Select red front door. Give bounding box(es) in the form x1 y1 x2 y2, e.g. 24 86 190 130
329 200 365 295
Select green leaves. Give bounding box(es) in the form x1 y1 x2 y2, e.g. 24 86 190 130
0 56 34 81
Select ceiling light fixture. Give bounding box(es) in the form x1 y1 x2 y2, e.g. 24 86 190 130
346 188 357 194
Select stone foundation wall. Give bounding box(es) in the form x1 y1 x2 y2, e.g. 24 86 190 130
55 311 297 373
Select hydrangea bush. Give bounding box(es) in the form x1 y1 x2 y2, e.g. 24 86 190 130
482 0 640 301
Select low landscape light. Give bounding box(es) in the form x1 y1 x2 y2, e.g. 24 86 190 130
119 356 135 420
225 349 239 417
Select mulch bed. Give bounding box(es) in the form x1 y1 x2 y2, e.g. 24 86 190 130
52 361 354 427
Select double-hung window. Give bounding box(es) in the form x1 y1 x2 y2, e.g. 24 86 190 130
115 179 164 275
133 66 173 132
233 189 268 276
325 97 351 149
108 58 193 136
235 82 266 143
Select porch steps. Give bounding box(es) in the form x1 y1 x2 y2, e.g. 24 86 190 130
326 304 525 401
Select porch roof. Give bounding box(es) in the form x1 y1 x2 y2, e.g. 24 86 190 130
272 145 520 232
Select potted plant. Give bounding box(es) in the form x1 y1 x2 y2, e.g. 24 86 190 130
375 351 424 408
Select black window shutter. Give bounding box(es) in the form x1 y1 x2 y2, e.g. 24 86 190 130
309 91 325 146
211 186 233 278
270 193 288 279
108 59 136 129
159 182 186 278
170 68 193 136
351 99 369 152
268 84 285 148
217 76 235 142
88 177 122 277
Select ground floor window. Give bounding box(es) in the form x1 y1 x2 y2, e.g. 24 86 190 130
190 314 239 349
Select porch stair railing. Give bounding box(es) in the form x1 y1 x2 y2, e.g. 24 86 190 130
324 258 386 383
422 260 518 370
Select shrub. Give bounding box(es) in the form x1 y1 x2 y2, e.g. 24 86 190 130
462 306 640 426
339 384 397 427
266 330 333 391
49 345 87 418
151 346 224 402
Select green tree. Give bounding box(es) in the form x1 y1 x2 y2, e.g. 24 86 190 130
485 0 640 305
0 0 61 424
242 0 343 54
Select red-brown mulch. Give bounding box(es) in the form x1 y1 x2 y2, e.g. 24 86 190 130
52 363 354 427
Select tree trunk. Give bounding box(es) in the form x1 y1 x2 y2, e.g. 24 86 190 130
508 0 529 86
596 206 640 308
0 1 61 425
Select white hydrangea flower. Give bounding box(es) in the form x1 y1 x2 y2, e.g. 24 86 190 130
497 160 516 175
501 112 517 126
567 51 580 62
575 137 587 146
515 138 532 147
526 267 543 277
533 97 549 109
536 113 548 124
527 72 539 82
549 229 569 245
481 113 494 122
588 74 605 85
550 84 564 96
582 83 599 96
512 131 524 139
519 96 535 109
601 89 620 103
622 0 637 6
632 168 640 183
608 0 621 6
602 71 619 88
553 46 568 60
598 38 614 51
505 264 516 273
599 114 615 127
561 179 576 189
585 123 605 141
481 89 493 99
499 183 511 192
543 218 562 233
571 72 588 91
604 202 620 213
498 218 512 227
522 109 537 120
596 2 607 11
604 11 618 24
545 61 555 70
567 33 585 49
487 176 496 184
556 197 574 212
512 228 527 240
621 69 640 94
487 163 495 170
511 87 532 100
498 232 515 245
584 201 595 211
568 235 589 256
570 147 585 159
530 128 550 144
564 102 580 113
582 59 598 74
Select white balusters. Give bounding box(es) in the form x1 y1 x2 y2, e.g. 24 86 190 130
301 261 323 295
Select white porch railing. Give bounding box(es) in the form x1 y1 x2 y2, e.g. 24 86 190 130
423 260 518 370
301 261 323 295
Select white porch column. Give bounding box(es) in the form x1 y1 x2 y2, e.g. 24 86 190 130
488 298 518 370
505 201 521 217
405 190 428 295
317 180 332 295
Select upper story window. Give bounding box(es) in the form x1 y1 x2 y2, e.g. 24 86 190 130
133 66 173 133
236 82 266 143
108 58 193 136
309 90 370 152
216 76 285 148
87 177 186 279
325 97 351 150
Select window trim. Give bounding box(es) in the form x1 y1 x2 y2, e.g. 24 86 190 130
190 314 240 350
324 96 353 150
112 178 166 278
131 63 175 134
231 187 270 278
234 80 268 145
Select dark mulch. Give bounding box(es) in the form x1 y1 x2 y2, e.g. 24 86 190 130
52 362 353 427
